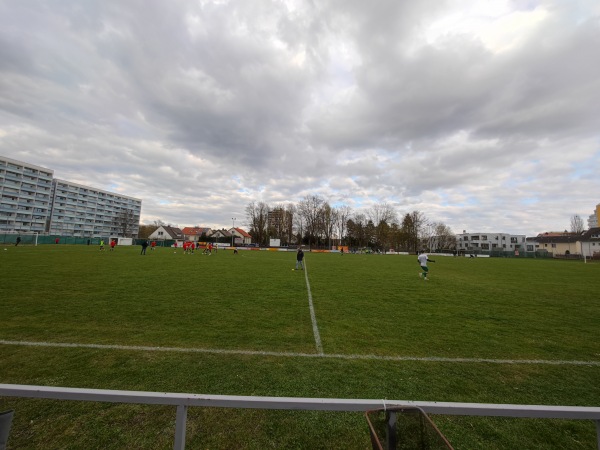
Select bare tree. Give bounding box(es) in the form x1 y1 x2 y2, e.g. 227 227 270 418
321 203 338 249
368 202 397 250
245 201 270 246
113 209 138 237
282 203 296 246
137 224 155 239
367 202 397 227
335 205 352 246
401 210 428 253
268 204 296 246
570 215 585 234
297 195 325 248
429 222 456 251
293 205 304 245
347 213 371 248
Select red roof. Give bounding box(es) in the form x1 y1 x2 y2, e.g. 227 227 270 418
233 227 251 238
182 227 211 236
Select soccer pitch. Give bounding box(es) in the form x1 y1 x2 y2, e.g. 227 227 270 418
1 245 599 449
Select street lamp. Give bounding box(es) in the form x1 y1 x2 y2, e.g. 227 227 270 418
231 217 236 247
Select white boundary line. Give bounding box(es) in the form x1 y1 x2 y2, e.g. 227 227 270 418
1 340 598 366
303 259 324 355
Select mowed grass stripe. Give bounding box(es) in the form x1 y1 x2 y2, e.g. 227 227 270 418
1 339 599 366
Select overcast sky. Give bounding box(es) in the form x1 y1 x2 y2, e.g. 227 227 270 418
1 0 599 236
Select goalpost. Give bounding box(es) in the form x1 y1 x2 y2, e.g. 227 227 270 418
1 232 39 246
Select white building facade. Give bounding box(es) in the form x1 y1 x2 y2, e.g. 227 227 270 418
456 232 527 253
588 204 599 229
1 156 141 237
48 179 141 238
0 156 54 233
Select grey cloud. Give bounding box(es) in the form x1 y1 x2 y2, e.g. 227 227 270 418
1 0 599 236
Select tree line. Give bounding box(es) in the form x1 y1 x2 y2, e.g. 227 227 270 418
245 195 456 252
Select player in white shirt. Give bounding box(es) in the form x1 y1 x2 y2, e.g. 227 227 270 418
417 251 435 280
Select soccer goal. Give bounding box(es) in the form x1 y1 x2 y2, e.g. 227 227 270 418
0 232 39 246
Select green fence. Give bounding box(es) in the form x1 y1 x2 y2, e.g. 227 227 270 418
0 234 40 245
458 249 553 258
0 235 178 247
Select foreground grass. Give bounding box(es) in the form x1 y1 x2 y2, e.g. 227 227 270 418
0 245 599 449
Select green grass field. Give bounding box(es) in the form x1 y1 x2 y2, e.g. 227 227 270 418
1 245 599 449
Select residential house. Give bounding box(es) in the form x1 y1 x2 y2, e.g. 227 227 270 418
181 226 211 242
230 227 252 245
533 228 600 258
581 227 600 258
208 228 232 243
148 225 183 241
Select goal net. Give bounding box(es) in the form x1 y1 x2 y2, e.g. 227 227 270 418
0 232 39 246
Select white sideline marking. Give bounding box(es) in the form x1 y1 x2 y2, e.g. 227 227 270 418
1 340 598 366
304 259 324 355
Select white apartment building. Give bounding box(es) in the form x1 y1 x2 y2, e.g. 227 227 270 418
456 232 527 253
49 179 141 238
0 156 142 237
588 204 599 229
0 156 54 233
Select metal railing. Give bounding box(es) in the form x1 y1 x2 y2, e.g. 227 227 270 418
1 384 599 449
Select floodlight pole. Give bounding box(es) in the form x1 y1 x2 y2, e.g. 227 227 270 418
231 218 236 247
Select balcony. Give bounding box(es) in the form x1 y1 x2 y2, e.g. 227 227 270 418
3 172 22 182
2 180 21 189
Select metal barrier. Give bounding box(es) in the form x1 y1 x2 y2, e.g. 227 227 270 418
1 384 599 449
